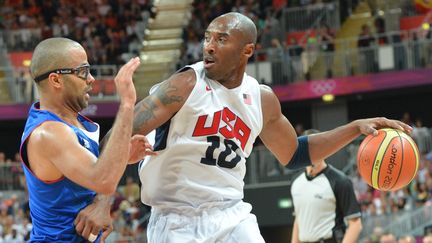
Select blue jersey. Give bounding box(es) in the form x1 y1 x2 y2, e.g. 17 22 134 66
20 102 101 243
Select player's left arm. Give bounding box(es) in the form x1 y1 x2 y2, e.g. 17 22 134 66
343 217 362 243
306 118 412 162
259 84 412 165
258 85 298 165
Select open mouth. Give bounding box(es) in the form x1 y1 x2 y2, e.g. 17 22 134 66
204 58 215 68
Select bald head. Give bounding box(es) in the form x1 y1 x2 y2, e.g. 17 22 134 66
30 37 84 82
212 12 257 44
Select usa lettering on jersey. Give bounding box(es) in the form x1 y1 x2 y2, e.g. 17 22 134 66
192 107 251 150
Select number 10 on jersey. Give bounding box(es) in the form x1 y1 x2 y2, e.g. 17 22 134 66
201 136 242 169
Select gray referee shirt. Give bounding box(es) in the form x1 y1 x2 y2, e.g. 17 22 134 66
291 165 361 242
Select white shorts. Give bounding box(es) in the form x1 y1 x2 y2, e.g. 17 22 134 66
147 200 265 243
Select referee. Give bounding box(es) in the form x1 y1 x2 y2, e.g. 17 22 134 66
291 129 362 243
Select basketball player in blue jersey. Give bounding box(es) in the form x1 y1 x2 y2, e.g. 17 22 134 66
123 12 412 242
20 38 154 242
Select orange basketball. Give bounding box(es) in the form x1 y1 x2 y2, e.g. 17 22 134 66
357 128 419 191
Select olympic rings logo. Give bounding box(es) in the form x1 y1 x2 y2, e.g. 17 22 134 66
310 80 336 95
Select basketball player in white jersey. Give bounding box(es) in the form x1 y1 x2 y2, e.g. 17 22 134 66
128 12 412 242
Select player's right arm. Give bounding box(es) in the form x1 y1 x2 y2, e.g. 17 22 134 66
131 69 196 136
100 69 196 148
26 58 142 194
99 69 196 147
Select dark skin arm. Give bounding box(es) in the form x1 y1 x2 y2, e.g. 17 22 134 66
259 85 412 165
131 69 196 136
99 69 196 145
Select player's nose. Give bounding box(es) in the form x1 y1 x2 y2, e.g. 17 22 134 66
204 40 216 55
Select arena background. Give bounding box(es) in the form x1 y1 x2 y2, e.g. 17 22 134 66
1 0 432 242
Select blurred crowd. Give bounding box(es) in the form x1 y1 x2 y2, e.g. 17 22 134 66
0 0 153 65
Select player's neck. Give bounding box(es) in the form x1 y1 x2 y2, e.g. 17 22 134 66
218 72 245 89
219 80 242 89
39 98 80 126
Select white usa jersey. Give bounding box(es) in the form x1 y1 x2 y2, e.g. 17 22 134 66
139 61 263 209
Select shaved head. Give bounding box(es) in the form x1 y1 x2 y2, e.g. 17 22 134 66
212 12 257 44
203 12 257 85
30 37 84 82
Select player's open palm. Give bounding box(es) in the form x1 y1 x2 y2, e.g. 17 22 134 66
114 57 140 106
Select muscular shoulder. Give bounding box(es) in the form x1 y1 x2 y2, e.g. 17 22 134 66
132 68 197 135
260 84 280 106
151 68 196 104
30 121 75 146
32 121 74 142
167 68 196 92
260 84 281 125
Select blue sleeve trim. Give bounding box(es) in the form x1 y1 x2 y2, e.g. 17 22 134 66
285 136 312 170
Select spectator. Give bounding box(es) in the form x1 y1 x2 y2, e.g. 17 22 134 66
424 234 432 243
122 177 140 204
358 24 375 48
374 16 388 45
3 228 24 243
358 24 376 73
301 30 319 80
0 152 6 190
317 23 335 78
15 71 27 103
267 38 284 85
401 112 414 126
398 235 416 243
185 33 202 64
412 118 432 154
287 37 304 82
351 171 369 201
415 181 429 207
380 233 397 243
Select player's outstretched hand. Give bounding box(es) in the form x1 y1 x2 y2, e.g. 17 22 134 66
128 134 157 164
355 117 413 136
114 57 140 106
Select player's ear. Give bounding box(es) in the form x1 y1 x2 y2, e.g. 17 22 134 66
48 73 62 88
243 43 255 58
